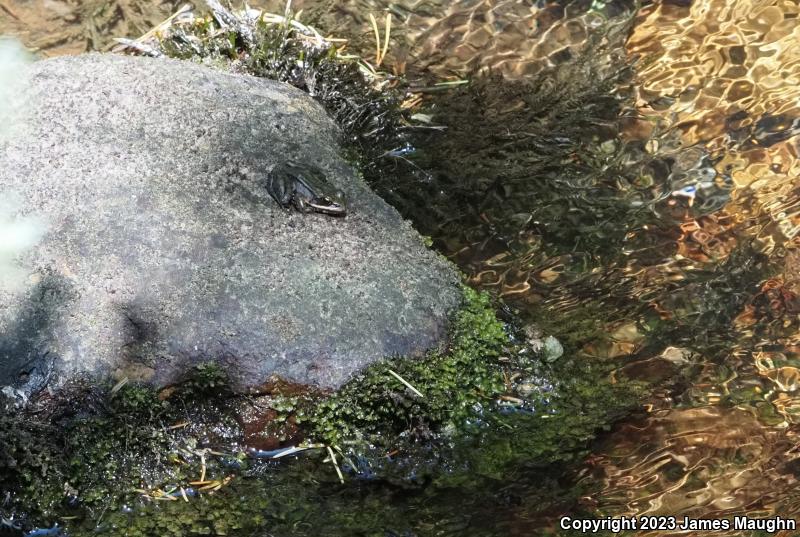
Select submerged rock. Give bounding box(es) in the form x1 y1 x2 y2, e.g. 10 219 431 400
0 53 461 392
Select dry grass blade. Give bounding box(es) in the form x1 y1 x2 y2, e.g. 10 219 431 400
199 450 207 483
270 446 306 458
110 376 129 393
387 369 424 398
112 38 162 57
368 12 392 67
197 480 219 491
334 445 357 472
326 446 345 484
139 4 192 41
167 421 189 430
369 13 381 67
381 13 391 67
0 2 20 21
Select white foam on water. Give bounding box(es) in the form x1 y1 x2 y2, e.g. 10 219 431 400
0 37 33 142
0 39 46 292
0 191 47 292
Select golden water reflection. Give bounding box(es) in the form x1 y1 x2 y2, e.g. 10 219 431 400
0 0 214 56
582 0 800 529
376 0 800 529
585 407 800 536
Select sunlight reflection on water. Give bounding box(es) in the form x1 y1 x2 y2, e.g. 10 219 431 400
7 0 800 532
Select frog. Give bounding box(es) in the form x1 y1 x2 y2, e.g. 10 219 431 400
265 161 347 217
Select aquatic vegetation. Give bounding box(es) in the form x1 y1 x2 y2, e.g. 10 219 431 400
370 43 646 268
0 284 642 535
306 286 509 445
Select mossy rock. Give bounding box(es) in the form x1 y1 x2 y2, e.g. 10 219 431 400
0 286 643 536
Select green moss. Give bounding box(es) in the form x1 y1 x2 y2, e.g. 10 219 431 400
174 361 233 398
305 286 508 446
0 370 241 525
300 284 643 492
0 403 63 517
111 382 165 415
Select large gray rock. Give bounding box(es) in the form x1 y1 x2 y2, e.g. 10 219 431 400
0 53 461 392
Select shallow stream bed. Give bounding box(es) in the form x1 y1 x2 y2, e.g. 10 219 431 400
4 0 800 535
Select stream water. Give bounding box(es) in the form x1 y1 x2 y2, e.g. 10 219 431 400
4 0 800 535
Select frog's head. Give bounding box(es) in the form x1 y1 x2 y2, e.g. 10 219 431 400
306 188 347 216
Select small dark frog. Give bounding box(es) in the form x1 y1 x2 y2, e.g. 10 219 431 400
266 161 347 217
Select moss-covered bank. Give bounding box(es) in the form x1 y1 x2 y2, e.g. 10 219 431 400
0 286 643 536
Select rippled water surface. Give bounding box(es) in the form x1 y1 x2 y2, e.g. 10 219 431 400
6 0 800 534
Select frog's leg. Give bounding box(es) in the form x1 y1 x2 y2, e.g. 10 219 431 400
292 195 310 213
265 174 293 209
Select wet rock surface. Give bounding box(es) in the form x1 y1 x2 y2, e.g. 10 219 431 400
0 53 461 392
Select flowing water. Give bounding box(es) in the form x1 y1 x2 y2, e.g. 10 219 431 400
5 0 800 534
